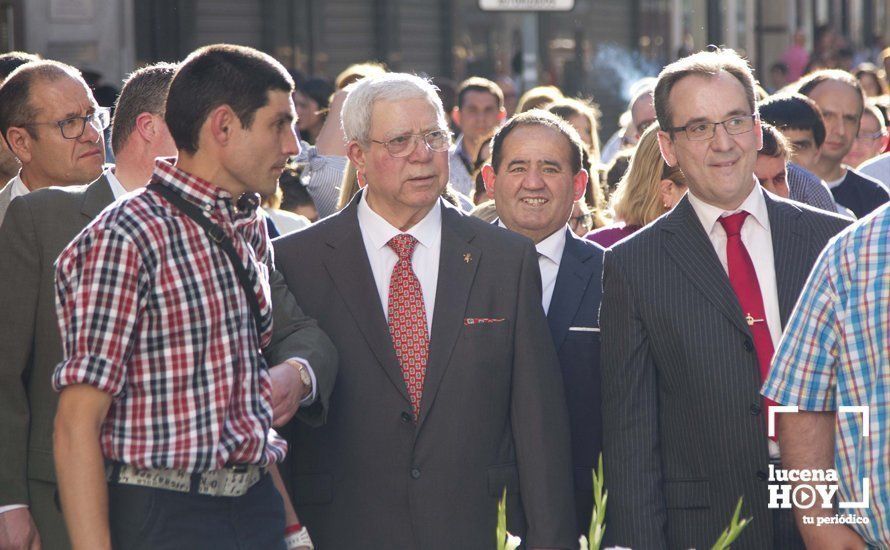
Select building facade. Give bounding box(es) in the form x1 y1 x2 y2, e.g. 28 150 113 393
4 0 888 137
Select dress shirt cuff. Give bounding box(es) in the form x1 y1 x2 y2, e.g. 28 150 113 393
289 357 317 405
0 504 28 514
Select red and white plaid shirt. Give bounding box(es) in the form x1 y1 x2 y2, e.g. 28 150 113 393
53 159 287 472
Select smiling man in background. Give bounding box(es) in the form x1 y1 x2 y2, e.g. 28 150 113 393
483 109 605 537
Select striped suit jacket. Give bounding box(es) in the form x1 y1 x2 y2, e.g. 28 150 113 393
599 192 850 550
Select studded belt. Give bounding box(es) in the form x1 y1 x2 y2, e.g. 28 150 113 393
105 462 264 497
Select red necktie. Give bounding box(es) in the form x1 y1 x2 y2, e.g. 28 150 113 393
387 234 429 421
718 212 779 441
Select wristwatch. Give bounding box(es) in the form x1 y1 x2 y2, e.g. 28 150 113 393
286 359 312 398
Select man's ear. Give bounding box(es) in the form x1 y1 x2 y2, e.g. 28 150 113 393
481 163 496 199
347 141 367 174
5 127 31 164
133 112 157 142
572 168 589 201
657 130 678 168
497 108 507 122
451 107 461 129
207 105 238 147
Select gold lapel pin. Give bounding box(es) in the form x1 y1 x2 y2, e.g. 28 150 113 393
745 313 764 326
463 253 472 264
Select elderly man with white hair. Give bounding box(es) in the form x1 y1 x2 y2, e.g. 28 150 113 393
272 73 577 550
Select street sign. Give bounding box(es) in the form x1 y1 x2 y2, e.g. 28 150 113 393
478 0 574 11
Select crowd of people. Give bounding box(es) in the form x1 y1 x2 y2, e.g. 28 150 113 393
0 32 887 550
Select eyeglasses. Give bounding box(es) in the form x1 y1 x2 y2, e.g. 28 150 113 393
24 106 111 140
856 130 884 141
570 213 593 229
667 114 756 141
636 118 657 136
370 129 452 158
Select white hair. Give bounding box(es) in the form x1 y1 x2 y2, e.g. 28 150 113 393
628 77 657 110
340 72 448 146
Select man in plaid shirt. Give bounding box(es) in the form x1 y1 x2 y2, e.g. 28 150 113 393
763 203 890 548
52 44 334 550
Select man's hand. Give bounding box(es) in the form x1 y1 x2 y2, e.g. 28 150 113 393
800 523 866 550
0 508 41 550
269 362 307 427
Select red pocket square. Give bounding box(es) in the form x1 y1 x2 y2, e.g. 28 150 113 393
464 317 505 326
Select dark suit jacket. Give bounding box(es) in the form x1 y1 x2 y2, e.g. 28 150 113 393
273 193 577 550
0 175 335 550
599 192 850 550
547 229 605 534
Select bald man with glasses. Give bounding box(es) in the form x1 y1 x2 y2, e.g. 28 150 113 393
0 60 107 225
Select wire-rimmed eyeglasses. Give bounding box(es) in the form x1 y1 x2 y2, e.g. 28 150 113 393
370 129 452 157
666 114 757 141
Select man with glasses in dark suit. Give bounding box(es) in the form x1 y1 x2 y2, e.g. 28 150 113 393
0 60 107 225
0 59 109 550
600 49 850 550
273 72 576 549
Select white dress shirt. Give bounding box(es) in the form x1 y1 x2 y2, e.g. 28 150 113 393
8 173 29 200
497 221 566 314
687 184 782 457
357 190 441 331
104 166 129 200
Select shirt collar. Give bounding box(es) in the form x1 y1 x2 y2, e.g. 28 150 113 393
103 166 128 200
9 172 28 200
687 182 770 236
152 158 257 224
536 226 567 265
825 169 847 189
357 188 442 251
495 220 567 265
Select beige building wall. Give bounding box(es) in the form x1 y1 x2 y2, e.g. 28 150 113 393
23 0 134 86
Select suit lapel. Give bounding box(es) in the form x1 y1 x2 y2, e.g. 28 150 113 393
547 230 600 351
765 195 808 327
417 204 480 428
661 196 749 336
80 174 115 220
322 195 410 403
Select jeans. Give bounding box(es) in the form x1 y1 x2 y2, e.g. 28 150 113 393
109 471 286 550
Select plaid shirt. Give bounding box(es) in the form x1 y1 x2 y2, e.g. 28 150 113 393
53 159 287 472
763 203 890 546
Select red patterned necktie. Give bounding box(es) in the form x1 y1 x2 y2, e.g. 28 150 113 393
387 234 429 421
718 211 779 441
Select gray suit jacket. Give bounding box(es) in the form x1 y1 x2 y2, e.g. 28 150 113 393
599 192 850 550
0 175 335 549
0 179 14 226
273 192 577 550
0 177 114 549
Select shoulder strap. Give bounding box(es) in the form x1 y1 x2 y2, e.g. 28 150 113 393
147 182 265 344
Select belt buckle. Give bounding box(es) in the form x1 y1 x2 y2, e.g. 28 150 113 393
198 464 259 497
